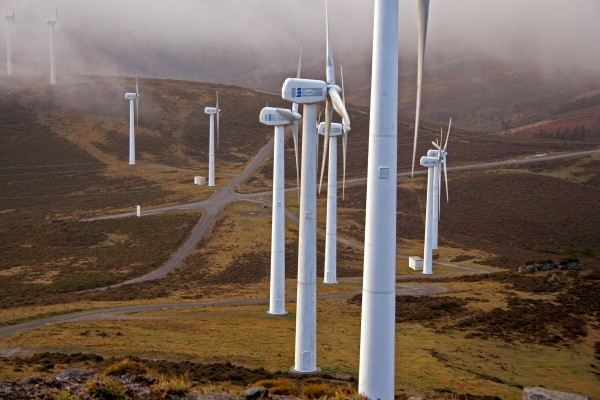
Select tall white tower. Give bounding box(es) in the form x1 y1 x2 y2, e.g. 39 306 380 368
318 122 343 284
124 93 137 165
282 77 327 374
259 107 301 316
421 154 439 274
359 0 399 397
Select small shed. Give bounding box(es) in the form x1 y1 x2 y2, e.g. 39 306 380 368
409 256 423 271
194 176 206 185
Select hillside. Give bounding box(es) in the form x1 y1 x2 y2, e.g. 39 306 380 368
0 74 599 399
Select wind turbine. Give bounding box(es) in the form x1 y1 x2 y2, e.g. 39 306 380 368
124 79 140 165
411 0 431 177
4 10 14 76
318 121 344 284
318 1 352 286
358 0 399 397
204 92 220 187
420 150 439 274
259 107 301 316
260 51 303 316
421 120 450 274
47 4 59 85
282 77 327 374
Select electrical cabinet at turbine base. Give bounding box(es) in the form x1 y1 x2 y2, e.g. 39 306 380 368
194 176 206 185
409 256 423 271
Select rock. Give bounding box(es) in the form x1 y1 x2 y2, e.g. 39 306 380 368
20 376 44 385
243 386 268 399
56 368 95 381
523 387 592 400
329 372 355 382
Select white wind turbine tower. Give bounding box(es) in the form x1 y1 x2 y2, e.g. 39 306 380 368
282 77 327 374
4 10 14 76
259 107 301 316
318 0 351 286
260 51 303 317
318 121 344 284
124 79 140 165
47 4 59 85
359 0 432 396
421 123 449 275
204 92 220 187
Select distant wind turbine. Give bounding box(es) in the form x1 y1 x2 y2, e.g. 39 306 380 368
204 91 220 187
47 4 58 85
124 79 140 165
4 10 14 76
282 76 328 374
259 106 301 316
422 121 450 274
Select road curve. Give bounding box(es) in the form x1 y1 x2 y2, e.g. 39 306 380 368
81 139 274 291
0 283 447 342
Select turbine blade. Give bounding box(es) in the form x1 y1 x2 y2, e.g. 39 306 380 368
443 157 449 203
291 44 303 115
275 108 301 121
216 91 220 149
296 42 303 79
325 0 335 84
319 98 333 194
135 79 139 127
341 65 346 106
412 0 431 178
328 88 350 129
444 117 452 150
431 141 440 150
292 121 301 203
342 130 348 201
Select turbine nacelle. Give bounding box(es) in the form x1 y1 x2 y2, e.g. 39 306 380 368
427 149 439 158
259 107 301 126
318 122 343 137
124 93 137 100
282 78 327 104
47 20 57 26
420 156 439 167
204 106 219 115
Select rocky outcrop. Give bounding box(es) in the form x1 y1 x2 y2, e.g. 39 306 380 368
523 386 592 400
518 260 581 273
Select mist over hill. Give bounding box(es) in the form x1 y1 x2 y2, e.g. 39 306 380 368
1 0 600 133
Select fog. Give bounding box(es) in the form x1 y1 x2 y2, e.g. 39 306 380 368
1 0 599 92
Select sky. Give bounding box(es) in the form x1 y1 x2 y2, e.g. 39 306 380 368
1 0 599 90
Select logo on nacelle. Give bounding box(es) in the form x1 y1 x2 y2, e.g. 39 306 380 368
292 87 323 99
267 114 284 122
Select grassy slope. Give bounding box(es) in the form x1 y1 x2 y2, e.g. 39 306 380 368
1 74 600 398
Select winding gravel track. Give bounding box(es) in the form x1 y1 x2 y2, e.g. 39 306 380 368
0 283 446 342
83 146 600 290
